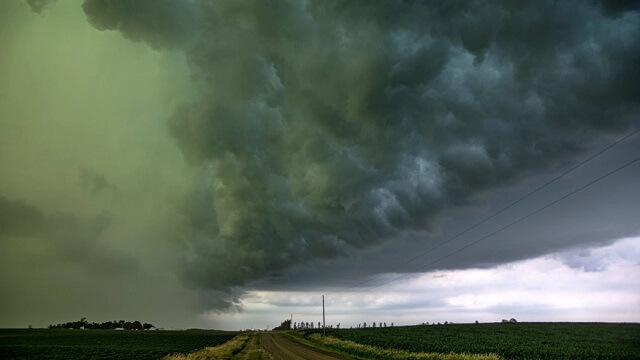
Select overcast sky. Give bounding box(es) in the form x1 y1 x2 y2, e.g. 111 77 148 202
1 0 639 330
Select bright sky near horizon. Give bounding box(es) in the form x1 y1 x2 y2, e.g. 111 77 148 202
1 0 639 330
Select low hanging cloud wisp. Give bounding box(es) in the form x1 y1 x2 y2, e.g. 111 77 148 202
80 0 640 296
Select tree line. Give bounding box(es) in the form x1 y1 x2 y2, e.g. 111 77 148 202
48 317 155 330
277 319 395 330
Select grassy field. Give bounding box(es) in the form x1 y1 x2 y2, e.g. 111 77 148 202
0 329 237 360
301 322 640 360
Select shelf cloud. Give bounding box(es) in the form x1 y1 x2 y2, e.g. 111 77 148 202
2 1 638 327
79 0 639 293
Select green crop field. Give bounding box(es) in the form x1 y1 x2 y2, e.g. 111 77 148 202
0 329 237 360
302 322 640 360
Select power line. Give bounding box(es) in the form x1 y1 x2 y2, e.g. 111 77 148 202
329 127 640 294
330 154 640 302
298 128 639 308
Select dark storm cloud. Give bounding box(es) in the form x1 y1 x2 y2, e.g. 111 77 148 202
0 195 136 273
81 0 640 297
43 212 137 272
82 0 197 50
0 195 45 236
598 0 640 16
26 0 56 14
79 167 118 195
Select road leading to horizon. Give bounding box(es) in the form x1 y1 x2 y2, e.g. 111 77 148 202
243 333 352 360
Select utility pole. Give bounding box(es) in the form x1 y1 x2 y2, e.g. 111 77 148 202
322 295 326 336
290 314 293 330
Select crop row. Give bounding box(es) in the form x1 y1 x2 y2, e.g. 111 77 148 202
0 329 237 360
303 322 640 360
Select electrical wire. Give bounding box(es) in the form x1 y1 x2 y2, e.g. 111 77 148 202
329 153 640 302
329 127 640 295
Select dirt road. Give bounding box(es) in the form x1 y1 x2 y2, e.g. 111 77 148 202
242 332 352 360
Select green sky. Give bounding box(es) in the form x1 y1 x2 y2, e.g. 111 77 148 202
0 1 209 328
1 0 639 330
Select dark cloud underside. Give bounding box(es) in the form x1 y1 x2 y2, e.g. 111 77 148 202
82 0 196 49
78 0 640 294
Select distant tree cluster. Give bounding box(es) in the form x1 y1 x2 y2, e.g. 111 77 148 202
355 321 392 329
291 321 344 330
272 319 291 331
48 317 155 330
293 321 315 330
290 320 392 330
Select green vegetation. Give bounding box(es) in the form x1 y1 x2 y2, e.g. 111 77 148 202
162 334 248 360
273 319 292 331
0 329 236 360
296 333 500 360
48 317 155 330
300 322 640 360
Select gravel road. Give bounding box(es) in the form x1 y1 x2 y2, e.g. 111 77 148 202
255 332 352 360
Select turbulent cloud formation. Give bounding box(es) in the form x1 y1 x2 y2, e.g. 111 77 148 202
81 0 640 293
0 196 45 237
26 0 56 14
209 237 640 329
0 195 135 272
79 168 118 195
82 0 197 49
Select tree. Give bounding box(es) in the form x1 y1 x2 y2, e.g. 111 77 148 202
273 319 291 331
49 319 156 330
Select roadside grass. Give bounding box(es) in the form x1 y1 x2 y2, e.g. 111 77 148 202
163 334 249 360
292 333 501 360
234 334 273 360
